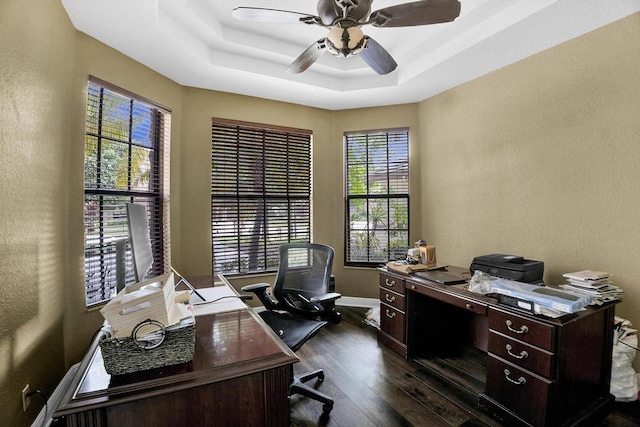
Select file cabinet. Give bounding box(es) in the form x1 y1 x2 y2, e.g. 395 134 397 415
484 308 555 426
377 272 407 356
480 305 616 426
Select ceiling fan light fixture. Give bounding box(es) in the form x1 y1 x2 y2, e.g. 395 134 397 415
326 26 365 57
233 0 461 73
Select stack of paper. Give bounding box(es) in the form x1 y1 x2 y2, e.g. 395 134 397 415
559 270 624 305
191 286 249 317
385 261 430 274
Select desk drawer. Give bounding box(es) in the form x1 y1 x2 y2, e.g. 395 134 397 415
380 273 405 295
379 287 405 311
486 355 552 427
408 282 487 315
488 331 553 378
380 303 405 343
489 308 555 351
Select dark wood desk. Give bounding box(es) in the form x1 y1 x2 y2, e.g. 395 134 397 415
378 267 618 427
54 276 297 427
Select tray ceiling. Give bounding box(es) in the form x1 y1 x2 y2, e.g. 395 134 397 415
61 0 640 110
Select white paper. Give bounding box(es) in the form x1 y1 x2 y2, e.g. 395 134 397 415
191 286 249 317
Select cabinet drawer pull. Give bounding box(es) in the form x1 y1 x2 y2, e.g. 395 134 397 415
504 369 526 386
385 279 396 287
465 303 473 310
505 320 529 334
506 344 529 360
385 294 396 303
385 309 396 319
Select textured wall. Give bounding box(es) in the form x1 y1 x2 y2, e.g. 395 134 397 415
2 2 638 425
176 91 419 299
0 0 76 425
0 1 183 425
67 25 183 372
419 14 640 368
331 104 421 297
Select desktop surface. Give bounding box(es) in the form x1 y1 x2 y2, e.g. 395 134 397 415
74 310 292 396
54 277 297 426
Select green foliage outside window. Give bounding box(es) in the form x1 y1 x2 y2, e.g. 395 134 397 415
345 129 409 265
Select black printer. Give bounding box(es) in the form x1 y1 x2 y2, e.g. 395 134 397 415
470 254 544 284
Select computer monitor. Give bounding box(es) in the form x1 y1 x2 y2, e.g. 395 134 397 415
122 203 208 303
126 203 154 283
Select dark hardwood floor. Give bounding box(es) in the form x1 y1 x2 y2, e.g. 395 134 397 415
290 306 640 427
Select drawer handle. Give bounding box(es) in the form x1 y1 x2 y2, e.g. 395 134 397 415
385 294 396 303
504 369 527 386
506 344 529 360
385 279 396 287
505 320 529 334
465 303 473 311
385 309 396 319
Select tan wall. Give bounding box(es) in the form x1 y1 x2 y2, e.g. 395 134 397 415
0 1 184 425
176 90 419 298
0 1 76 425
175 88 332 276
331 105 421 297
1 2 411 422
69 29 184 367
2 1 639 424
419 13 640 340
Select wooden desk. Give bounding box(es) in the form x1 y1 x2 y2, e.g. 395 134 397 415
378 267 618 427
54 277 297 427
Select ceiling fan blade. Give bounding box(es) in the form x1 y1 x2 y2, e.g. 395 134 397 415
359 37 397 75
286 40 327 74
369 0 461 28
232 7 318 24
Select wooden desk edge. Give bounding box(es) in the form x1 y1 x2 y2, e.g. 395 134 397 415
54 276 297 417
380 266 619 323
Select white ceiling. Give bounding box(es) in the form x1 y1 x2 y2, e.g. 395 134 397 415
61 0 640 110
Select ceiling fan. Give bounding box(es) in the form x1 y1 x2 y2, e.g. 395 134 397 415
232 0 462 75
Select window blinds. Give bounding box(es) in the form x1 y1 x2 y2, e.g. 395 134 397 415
84 77 171 306
211 119 311 274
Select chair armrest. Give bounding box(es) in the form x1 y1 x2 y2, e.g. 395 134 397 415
241 283 270 293
241 282 277 310
310 292 341 304
310 292 342 325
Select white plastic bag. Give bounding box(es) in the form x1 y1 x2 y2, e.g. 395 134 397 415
611 319 638 401
468 270 494 294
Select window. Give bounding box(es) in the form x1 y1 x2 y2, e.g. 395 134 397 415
211 119 311 274
83 77 171 307
345 128 409 265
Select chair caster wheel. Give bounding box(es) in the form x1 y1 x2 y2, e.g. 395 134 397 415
322 402 333 413
318 372 325 382
328 311 341 324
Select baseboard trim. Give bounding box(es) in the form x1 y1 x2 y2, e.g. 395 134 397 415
337 296 378 309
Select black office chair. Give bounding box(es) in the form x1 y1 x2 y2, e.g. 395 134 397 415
241 243 341 413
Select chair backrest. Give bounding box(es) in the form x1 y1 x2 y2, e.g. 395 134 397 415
273 243 334 316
